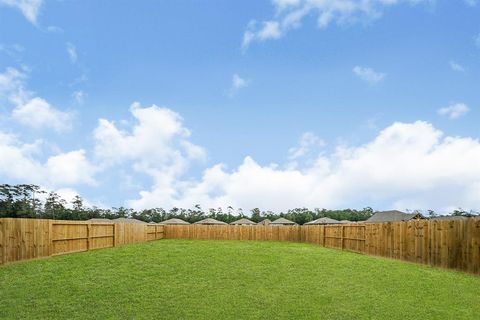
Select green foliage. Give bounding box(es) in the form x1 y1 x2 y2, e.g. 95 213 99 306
1 184 478 223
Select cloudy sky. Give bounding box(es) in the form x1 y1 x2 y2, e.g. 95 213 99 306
0 0 479 213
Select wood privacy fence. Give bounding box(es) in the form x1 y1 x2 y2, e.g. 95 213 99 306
164 218 480 275
0 218 164 265
1 218 479 275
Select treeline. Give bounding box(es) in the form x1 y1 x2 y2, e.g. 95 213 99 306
0 184 477 224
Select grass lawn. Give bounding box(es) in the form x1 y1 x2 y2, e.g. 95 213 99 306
0 240 479 319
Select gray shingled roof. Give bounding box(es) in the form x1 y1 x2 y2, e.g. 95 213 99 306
366 210 423 223
193 218 228 225
270 217 297 225
159 218 190 225
257 219 271 225
431 215 467 221
87 218 113 223
230 218 256 225
304 217 341 225
113 217 148 224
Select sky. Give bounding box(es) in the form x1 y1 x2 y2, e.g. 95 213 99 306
0 0 479 214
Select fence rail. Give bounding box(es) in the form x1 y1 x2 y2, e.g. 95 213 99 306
1 218 479 275
0 218 164 264
164 218 480 275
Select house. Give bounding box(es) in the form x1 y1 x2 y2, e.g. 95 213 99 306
230 218 256 225
366 210 424 223
159 218 190 225
304 217 341 225
193 218 228 225
113 218 148 224
270 217 297 226
257 219 271 226
431 215 468 221
87 218 112 223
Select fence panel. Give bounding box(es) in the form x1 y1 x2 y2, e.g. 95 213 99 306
0 218 50 264
0 218 163 265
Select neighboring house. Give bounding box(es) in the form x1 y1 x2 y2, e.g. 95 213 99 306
230 218 256 225
305 217 341 225
87 218 113 223
270 218 297 226
193 218 228 225
159 218 190 225
257 219 272 226
431 216 468 221
366 210 424 223
113 218 148 224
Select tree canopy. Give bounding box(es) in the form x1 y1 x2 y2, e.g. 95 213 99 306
1 184 477 224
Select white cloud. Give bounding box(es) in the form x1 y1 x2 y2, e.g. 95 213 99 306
94 102 205 177
66 42 77 63
449 60 465 72
353 66 386 84
0 67 74 131
0 0 43 25
46 150 97 186
242 0 430 49
228 74 249 96
127 120 480 213
437 103 470 119
12 97 73 131
0 131 97 187
0 66 29 103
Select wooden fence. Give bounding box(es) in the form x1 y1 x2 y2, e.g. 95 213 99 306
0 218 164 265
165 218 480 275
1 218 479 275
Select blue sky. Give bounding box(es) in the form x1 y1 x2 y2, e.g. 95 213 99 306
0 0 479 213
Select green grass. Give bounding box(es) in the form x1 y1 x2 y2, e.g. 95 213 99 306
1 240 479 320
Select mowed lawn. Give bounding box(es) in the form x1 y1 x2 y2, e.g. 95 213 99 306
1 240 479 320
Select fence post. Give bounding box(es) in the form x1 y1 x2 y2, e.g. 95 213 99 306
86 223 91 251
48 220 53 257
341 225 345 250
1 219 5 265
112 223 116 247
322 225 325 247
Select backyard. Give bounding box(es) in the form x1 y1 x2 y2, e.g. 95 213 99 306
1 239 479 319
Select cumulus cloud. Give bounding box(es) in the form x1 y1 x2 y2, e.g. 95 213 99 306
127 120 480 213
94 103 205 190
12 97 73 131
0 67 74 131
449 60 465 72
353 66 386 84
0 131 97 187
437 103 470 119
0 0 43 25
242 0 430 49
